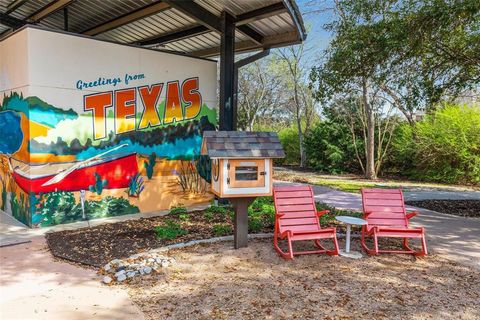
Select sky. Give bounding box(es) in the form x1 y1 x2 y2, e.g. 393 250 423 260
296 0 336 62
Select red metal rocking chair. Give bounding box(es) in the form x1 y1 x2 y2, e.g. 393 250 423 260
273 185 339 259
361 188 428 256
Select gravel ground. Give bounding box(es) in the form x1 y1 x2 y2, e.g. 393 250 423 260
126 238 480 320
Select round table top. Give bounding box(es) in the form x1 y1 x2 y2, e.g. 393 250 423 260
335 216 367 225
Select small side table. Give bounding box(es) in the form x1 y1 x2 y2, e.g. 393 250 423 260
335 216 367 259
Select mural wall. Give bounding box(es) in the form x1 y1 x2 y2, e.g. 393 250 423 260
0 27 217 227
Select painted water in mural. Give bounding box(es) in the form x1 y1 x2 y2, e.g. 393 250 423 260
0 27 217 227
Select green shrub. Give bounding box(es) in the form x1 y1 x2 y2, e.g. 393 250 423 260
212 223 232 236
169 204 187 215
390 104 480 184
315 202 362 225
277 126 301 165
178 213 190 221
155 219 187 240
304 121 363 173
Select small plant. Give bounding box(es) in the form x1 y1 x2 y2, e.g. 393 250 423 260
169 204 187 215
155 219 187 240
0 175 6 211
144 152 157 180
203 211 214 221
178 213 190 221
126 173 144 197
213 223 232 236
89 172 108 195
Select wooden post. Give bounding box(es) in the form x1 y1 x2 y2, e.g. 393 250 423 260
230 197 255 249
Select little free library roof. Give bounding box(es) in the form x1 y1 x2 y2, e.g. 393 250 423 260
201 131 285 159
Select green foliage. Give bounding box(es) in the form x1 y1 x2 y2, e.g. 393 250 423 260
212 223 232 236
247 197 275 232
10 192 30 226
277 126 301 165
37 193 139 227
390 104 480 184
155 219 187 240
126 173 145 197
305 121 363 173
88 172 108 195
169 204 187 215
195 155 211 184
204 205 229 221
178 213 190 221
144 152 157 180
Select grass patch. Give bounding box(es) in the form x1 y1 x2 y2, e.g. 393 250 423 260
155 219 187 240
315 179 376 193
315 202 363 224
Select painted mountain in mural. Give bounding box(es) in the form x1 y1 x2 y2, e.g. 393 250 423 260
1 92 78 127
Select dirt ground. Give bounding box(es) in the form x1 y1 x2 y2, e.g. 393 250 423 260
125 238 480 320
405 200 480 218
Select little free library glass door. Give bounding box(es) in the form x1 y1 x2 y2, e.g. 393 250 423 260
228 159 266 188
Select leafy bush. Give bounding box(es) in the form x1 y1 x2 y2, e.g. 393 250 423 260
277 126 301 165
247 197 275 232
315 202 362 225
155 219 187 240
304 121 363 173
390 104 480 184
212 223 232 236
169 204 187 215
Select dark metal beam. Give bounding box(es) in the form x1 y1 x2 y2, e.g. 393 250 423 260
219 11 235 131
0 12 25 29
162 0 221 32
236 2 287 26
63 7 69 31
235 49 270 69
82 1 170 36
137 25 208 46
6 0 29 15
191 31 300 57
236 24 263 45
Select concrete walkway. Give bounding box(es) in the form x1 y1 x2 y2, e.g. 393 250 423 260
0 237 144 320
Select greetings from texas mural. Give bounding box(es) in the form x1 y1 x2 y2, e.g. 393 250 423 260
0 27 217 227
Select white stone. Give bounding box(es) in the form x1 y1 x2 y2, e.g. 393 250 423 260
117 274 127 282
115 270 126 277
161 260 170 268
104 264 111 272
127 271 137 278
144 266 152 274
102 276 112 284
155 258 163 264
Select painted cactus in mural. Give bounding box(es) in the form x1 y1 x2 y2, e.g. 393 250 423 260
0 27 218 227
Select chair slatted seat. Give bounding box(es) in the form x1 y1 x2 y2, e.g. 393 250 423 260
273 185 339 259
361 188 428 256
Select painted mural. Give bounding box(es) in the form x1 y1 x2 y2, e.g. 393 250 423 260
0 27 217 227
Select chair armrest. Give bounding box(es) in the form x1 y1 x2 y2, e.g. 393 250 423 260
406 211 419 220
317 210 329 217
364 211 373 218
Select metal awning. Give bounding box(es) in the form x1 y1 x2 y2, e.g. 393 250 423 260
0 0 306 58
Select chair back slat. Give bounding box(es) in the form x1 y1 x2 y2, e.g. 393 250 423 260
361 188 408 228
273 185 321 234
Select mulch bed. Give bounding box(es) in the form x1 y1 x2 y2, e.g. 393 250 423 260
45 209 273 268
406 199 480 218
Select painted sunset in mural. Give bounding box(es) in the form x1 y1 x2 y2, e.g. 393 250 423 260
0 27 217 227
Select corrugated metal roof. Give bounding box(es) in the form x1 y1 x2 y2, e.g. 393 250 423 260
0 0 306 57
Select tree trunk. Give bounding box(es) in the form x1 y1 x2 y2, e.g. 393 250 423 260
363 78 377 180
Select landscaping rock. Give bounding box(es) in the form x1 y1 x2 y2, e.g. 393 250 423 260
99 253 176 284
117 274 127 282
102 276 112 284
